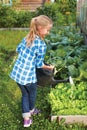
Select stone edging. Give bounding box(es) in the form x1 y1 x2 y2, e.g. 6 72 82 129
0 28 29 31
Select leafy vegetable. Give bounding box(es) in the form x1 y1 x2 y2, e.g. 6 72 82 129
47 82 87 115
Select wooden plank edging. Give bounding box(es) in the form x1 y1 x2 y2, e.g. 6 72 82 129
51 115 87 125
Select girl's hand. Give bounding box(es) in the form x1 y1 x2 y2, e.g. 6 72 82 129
48 65 54 70
42 64 54 71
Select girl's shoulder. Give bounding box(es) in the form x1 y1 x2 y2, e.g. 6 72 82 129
34 36 45 46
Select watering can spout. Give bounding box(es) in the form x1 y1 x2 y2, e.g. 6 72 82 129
69 76 74 85
51 77 69 87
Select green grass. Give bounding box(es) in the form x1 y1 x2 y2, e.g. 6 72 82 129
0 30 27 49
0 30 87 130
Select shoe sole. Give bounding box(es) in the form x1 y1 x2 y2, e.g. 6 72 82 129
24 121 32 127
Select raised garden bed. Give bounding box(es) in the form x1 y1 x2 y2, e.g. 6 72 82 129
45 26 87 126
47 82 87 125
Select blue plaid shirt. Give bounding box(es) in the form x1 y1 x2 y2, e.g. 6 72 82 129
10 36 47 85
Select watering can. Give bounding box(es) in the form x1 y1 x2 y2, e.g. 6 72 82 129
36 64 70 87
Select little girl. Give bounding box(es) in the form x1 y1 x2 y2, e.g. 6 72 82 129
10 15 54 127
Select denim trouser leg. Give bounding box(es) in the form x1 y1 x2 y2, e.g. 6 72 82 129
25 83 37 110
17 83 37 118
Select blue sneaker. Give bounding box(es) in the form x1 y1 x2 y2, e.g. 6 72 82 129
23 118 32 127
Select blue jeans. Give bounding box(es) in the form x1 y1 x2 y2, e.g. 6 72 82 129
17 83 37 118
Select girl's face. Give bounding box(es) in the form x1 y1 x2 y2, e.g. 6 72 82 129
37 25 52 38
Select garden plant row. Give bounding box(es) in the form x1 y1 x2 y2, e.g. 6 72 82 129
44 26 87 124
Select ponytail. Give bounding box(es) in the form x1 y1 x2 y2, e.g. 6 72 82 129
26 17 38 47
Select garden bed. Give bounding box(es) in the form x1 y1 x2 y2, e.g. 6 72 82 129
45 26 87 126
47 82 87 126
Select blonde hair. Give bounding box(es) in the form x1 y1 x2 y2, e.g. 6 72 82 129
26 15 53 47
